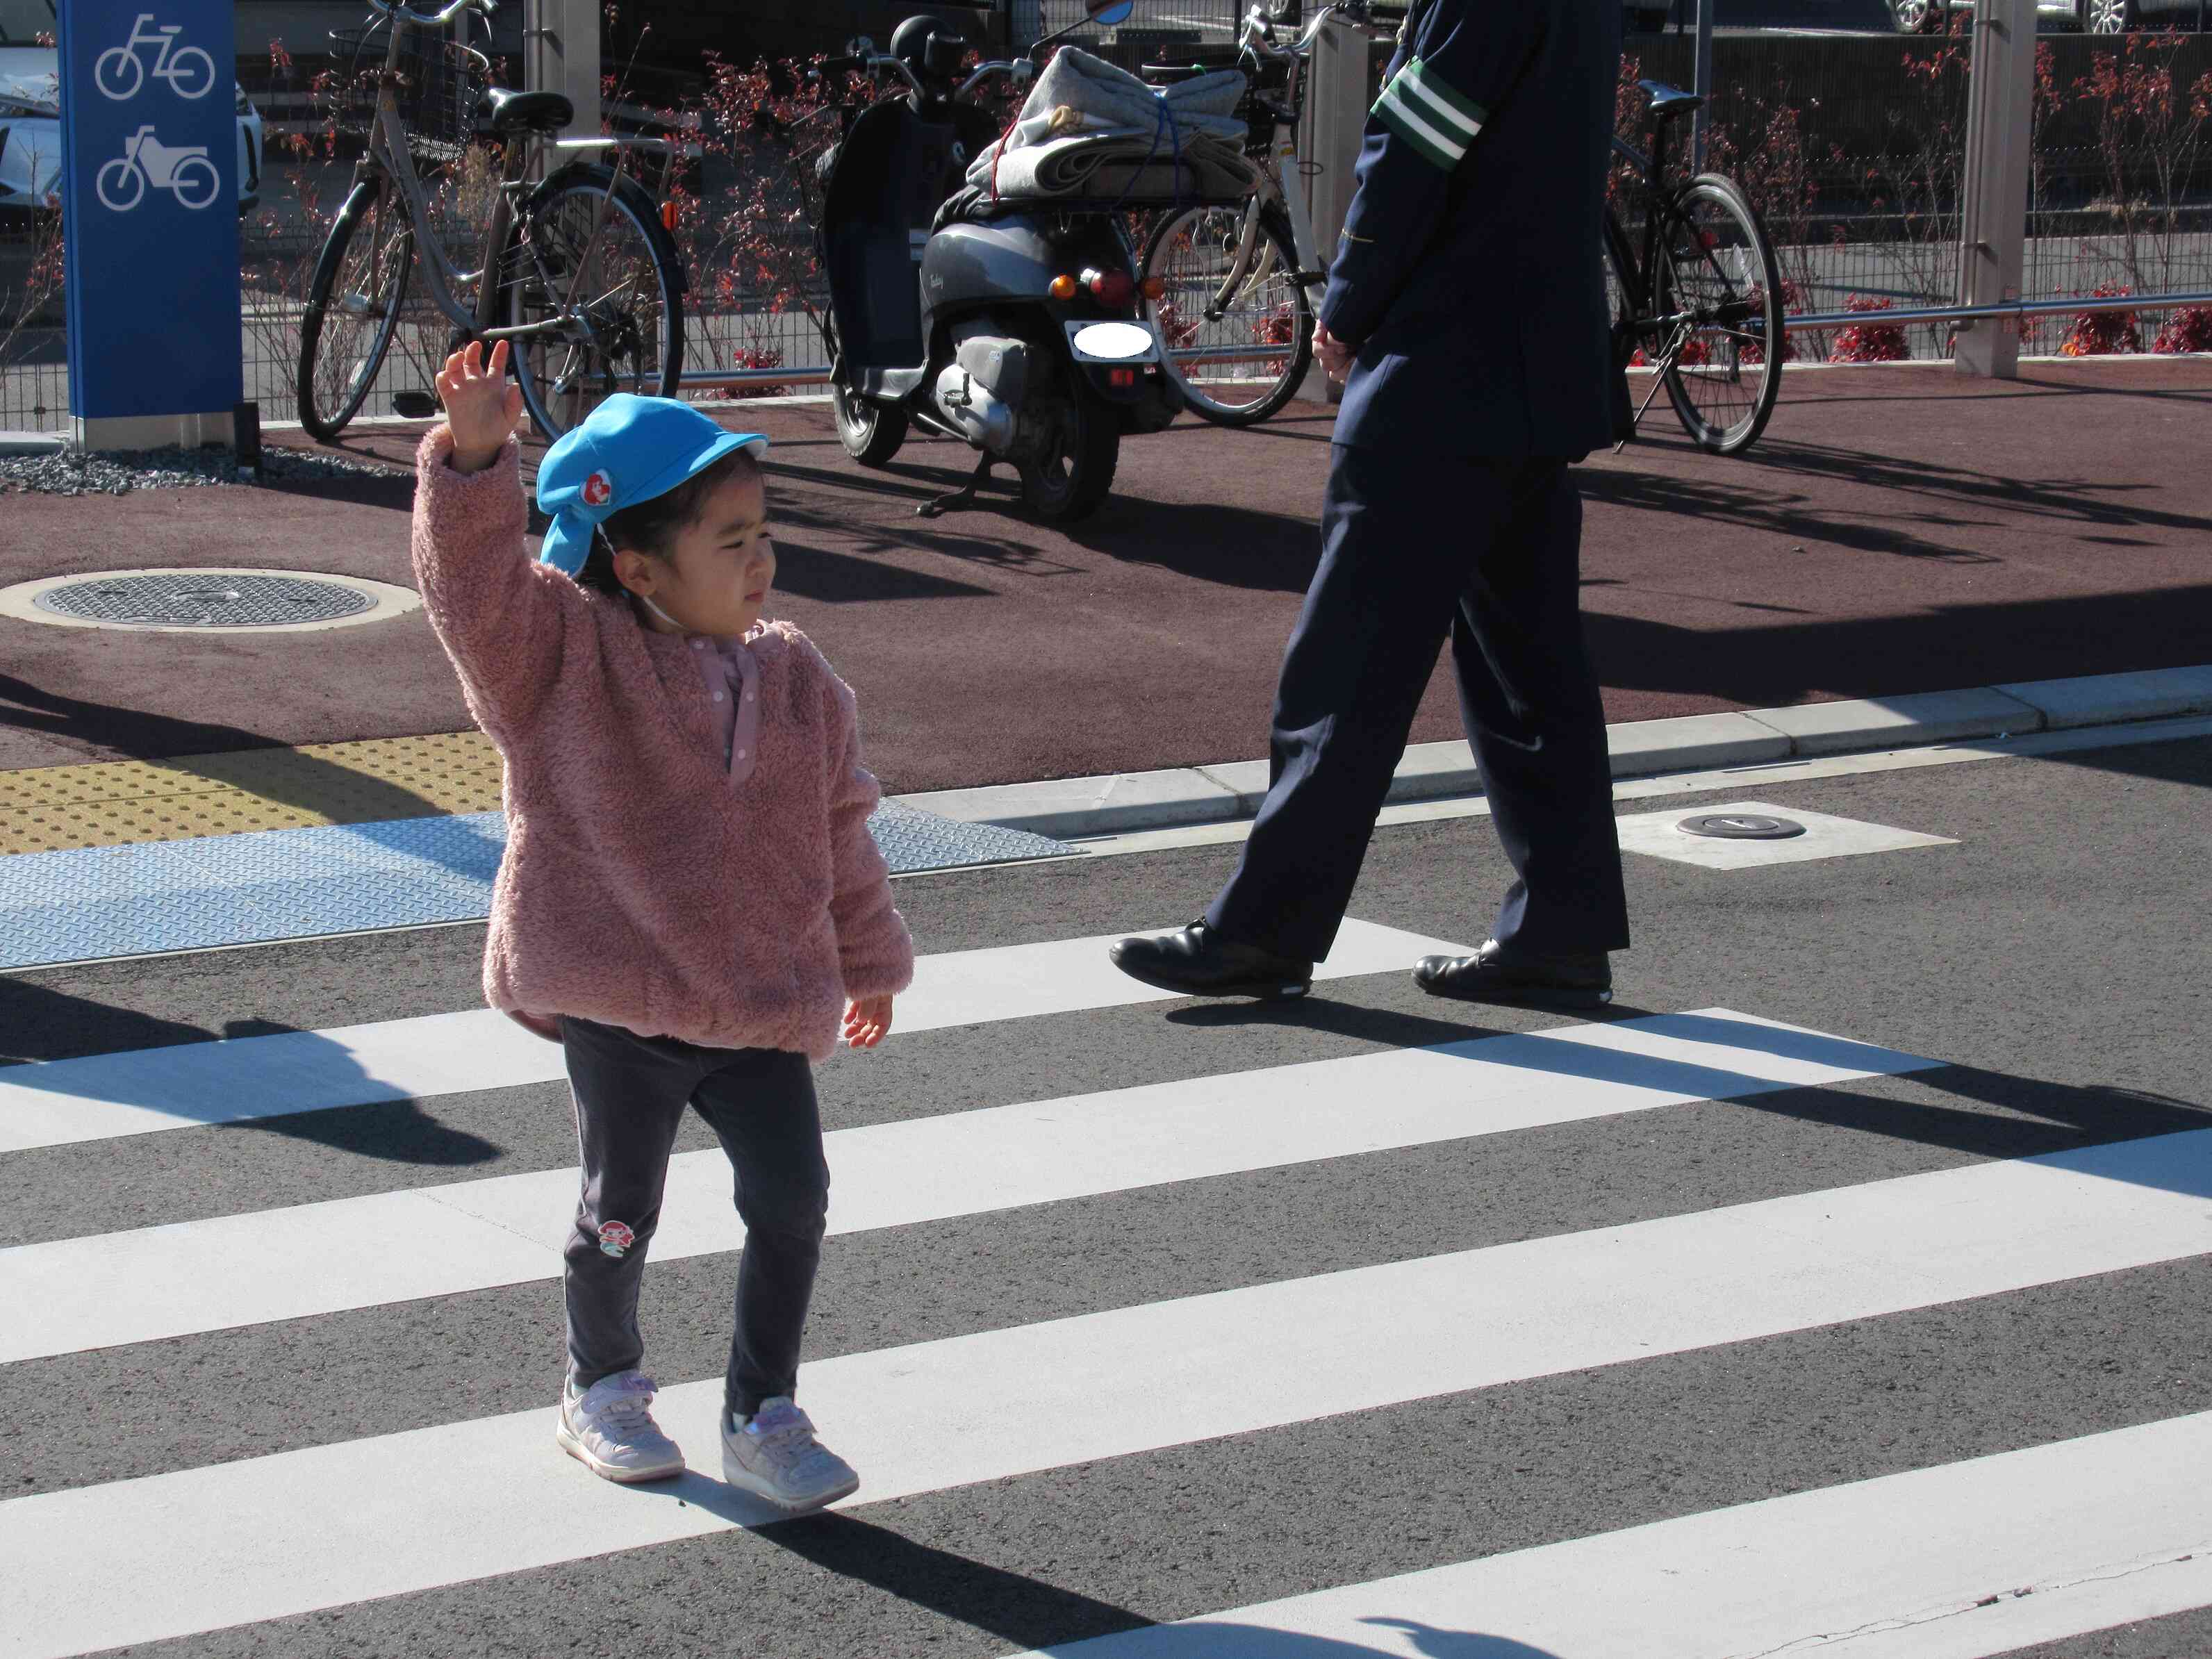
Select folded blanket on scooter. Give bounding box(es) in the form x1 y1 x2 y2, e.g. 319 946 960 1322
966 46 1247 197
948 128 1257 214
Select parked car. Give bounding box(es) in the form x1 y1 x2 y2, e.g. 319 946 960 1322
0 0 261 216
1892 0 2210 31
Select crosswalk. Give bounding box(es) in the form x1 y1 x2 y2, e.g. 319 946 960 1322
6 914 2209 1659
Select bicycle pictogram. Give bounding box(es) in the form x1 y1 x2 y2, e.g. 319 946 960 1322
96 126 221 212
94 14 217 101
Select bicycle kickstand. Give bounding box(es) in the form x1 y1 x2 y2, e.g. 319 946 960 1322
1615 348 1677 452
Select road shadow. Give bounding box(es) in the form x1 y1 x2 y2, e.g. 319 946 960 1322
608 1486 1558 1658
1577 582 2212 710
1170 993 2210 1200
0 979 502 1166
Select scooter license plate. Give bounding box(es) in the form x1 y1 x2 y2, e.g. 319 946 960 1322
1065 320 1161 365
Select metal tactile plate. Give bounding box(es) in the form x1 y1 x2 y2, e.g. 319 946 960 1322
33 572 374 627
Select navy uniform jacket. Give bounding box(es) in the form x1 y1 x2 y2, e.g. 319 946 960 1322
1322 0 1621 458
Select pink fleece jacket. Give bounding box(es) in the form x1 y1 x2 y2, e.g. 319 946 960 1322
410 427 914 1059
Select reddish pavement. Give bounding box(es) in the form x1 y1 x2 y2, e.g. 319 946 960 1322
2 358 2207 794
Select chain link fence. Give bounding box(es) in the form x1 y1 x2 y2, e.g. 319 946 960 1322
6 10 2210 436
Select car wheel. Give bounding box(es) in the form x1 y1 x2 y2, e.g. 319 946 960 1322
1892 0 1942 28
2083 0 2133 30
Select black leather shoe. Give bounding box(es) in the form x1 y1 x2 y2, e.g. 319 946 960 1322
1108 920 1314 1000
1413 939 1612 1009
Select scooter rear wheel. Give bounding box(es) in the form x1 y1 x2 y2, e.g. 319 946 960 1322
834 383 908 468
1018 383 1119 522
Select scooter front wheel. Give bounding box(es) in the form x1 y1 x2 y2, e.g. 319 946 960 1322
833 382 908 468
1018 386 1119 522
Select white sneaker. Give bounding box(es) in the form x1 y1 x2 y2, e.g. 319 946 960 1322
555 1371 686 1483
721 1396 860 1512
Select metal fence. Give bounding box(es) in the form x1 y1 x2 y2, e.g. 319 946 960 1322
7 15 2211 436
1614 26 2212 359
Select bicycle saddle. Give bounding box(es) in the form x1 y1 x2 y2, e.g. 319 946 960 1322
479 87 575 134
1640 81 1703 121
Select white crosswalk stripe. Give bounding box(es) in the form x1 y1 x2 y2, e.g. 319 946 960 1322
0 921 1460 1151
6 916 2209 1659
1008 1414 2212 1659
1 1009 1933 1362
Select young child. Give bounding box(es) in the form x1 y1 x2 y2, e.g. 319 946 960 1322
411 342 914 1512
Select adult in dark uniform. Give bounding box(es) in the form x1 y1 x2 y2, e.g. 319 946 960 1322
1112 0 1630 1008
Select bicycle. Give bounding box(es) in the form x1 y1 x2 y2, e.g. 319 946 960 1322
295 0 684 444
94 14 217 102
1603 81 1785 456
1135 1 1369 426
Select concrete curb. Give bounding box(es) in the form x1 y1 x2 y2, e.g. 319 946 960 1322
895 665 2212 841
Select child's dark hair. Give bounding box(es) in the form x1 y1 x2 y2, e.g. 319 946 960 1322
572 447 763 597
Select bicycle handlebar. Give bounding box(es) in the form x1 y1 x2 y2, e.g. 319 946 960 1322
361 0 495 26
811 51 1030 102
959 59 1033 97
1240 0 1367 60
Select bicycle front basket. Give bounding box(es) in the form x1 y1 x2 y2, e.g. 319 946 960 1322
325 19 489 169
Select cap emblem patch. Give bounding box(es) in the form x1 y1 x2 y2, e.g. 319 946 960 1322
581 471 613 509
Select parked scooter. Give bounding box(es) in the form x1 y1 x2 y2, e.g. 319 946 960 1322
809 0 1184 521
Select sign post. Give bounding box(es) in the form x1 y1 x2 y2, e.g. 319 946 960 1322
1954 0 2036 379
56 0 241 452
1301 8 1369 404
524 0 598 156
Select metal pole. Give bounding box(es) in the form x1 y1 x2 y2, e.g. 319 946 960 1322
525 0 600 154
1691 0 1714 174
1303 7 1371 403
1778 287 2212 333
1954 0 2036 378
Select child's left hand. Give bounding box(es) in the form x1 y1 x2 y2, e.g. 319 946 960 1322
843 994 893 1048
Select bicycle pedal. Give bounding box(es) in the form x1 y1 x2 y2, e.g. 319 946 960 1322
391 390 439 419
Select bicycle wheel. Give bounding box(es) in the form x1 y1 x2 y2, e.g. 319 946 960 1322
1144 201 1315 427
500 165 684 440
1650 174 1783 455
297 178 413 443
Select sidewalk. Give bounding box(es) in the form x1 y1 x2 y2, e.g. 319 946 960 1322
1 358 2207 794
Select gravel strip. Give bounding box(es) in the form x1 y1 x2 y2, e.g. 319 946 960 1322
0 445 406 497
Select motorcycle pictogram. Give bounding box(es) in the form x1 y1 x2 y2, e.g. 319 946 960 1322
94 14 217 102
95 126 220 212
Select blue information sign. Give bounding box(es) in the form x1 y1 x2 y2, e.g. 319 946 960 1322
57 0 241 422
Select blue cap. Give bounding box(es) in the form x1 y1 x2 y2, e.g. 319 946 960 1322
534 394 769 577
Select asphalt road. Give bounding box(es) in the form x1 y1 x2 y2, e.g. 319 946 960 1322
6 359 2210 792
3 728 2207 1658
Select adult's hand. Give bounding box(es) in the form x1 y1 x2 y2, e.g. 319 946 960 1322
1313 320 1356 385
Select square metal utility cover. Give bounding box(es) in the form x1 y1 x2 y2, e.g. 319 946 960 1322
1615 800 1956 869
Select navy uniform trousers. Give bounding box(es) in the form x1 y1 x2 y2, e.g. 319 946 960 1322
1205 440 1631 966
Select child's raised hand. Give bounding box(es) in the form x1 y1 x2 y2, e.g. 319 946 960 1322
843 994 893 1049
436 340 524 474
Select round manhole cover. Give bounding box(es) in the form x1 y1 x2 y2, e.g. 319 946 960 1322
1678 813 1807 841
0 569 420 634
35 572 373 627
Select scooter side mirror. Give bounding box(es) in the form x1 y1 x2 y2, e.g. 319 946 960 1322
1085 0 1137 22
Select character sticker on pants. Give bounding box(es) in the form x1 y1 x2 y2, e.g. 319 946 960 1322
597 1220 636 1259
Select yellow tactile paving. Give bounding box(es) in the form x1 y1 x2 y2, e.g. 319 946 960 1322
0 732 505 854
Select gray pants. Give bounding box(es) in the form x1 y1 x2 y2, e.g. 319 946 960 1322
559 1016 830 1419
